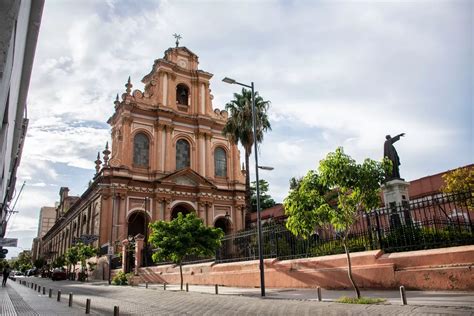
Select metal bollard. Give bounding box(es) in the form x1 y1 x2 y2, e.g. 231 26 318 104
113 306 119 316
85 298 91 314
43 287 46 295
145 282 148 289
69 293 73 307
31 283 33 289
186 283 189 292
49 288 52 298
400 286 407 305
34 284 37 291
38 285 41 293
215 284 218 295
163 283 166 290
317 286 322 302
57 290 61 302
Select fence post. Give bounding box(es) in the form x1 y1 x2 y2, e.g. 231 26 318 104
366 214 374 250
68 293 73 307
85 298 91 314
400 286 407 305
317 286 322 301
375 211 383 249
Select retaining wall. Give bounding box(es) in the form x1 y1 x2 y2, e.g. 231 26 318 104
135 245 474 290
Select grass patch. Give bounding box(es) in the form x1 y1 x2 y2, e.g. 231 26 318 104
336 296 387 304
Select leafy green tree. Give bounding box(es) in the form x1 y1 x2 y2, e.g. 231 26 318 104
441 167 473 209
65 246 80 274
52 255 66 269
285 170 330 239
250 179 276 211
76 243 97 272
148 213 224 290
33 257 46 269
11 250 33 273
284 147 387 299
222 88 271 218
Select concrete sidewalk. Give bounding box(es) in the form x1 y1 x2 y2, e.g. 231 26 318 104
137 283 474 308
1 278 99 316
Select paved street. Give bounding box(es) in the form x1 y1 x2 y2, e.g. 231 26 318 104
2 277 473 315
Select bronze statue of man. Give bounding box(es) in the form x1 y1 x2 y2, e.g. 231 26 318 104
384 133 405 180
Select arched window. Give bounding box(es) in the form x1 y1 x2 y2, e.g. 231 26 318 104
133 133 149 167
214 147 227 177
176 139 190 170
176 84 189 106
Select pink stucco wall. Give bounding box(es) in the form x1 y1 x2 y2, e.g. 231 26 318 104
135 245 474 290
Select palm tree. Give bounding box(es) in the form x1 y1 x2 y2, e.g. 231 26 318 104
222 88 271 225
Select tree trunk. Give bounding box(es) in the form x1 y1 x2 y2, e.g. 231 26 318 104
343 238 361 299
244 147 251 228
179 262 183 291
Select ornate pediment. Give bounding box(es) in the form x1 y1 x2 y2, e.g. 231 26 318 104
159 168 216 189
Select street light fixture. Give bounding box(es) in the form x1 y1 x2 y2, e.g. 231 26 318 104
222 76 266 297
258 165 274 171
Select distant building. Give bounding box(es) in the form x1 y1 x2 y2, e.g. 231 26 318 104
31 206 56 261
0 0 44 237
41 45 246 274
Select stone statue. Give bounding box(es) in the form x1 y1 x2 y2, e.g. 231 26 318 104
384 133 405 180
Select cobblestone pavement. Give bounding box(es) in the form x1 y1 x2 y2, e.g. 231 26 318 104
8 277 474 316
1 278 95 316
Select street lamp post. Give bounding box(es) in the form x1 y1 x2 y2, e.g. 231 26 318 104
222 77 266 297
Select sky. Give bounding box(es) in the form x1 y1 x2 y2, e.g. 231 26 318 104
5 0 473 258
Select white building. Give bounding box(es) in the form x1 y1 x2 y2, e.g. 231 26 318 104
0 0 44 237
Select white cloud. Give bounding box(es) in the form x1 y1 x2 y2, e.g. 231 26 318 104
7 0 471 251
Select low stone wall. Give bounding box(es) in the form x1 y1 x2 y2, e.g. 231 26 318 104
137 245 474 290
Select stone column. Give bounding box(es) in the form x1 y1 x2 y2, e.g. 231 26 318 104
134 234 145 275
121 239 129 272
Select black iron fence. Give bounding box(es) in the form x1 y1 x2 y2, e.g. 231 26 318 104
215 191 473 263
143 191 473 267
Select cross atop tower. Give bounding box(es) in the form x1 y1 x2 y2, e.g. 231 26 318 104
173 33 182 48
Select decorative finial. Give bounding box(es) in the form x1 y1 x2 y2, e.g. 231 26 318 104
114 93 120 107
125 76 132 95
173 33 182 48
94 152 102 175
103 142 111 167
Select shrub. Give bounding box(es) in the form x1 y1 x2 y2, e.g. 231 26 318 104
111 271 133 285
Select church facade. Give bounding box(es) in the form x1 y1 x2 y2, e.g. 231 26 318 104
41 46 246 268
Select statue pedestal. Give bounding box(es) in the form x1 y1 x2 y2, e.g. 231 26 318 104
381 179 411 228
381 179 410 207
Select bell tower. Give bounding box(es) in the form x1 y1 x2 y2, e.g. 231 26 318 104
103 44 245 234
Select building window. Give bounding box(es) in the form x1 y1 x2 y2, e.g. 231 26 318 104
133 133 149 167
176 84 189 105
214 147 227 177
176 139 190 170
